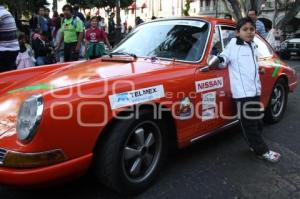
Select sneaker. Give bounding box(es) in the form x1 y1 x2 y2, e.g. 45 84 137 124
259 150 281 163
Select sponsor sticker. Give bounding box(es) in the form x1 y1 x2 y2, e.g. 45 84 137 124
109 85 165 110
195 77 223 93
178 97 193 120
202 92 216 110
202 108 216 121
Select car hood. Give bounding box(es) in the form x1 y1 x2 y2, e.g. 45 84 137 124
0 57 172 136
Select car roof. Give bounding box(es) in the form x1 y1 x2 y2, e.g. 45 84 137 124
150 16 236 27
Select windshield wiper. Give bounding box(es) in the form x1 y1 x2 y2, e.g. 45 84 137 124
109 51 137 59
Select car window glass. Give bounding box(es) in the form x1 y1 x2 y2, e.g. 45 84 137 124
254 36 274 58
210 26 222 56
113 20 210 62
220 26 236 48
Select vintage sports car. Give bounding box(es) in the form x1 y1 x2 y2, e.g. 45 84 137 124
0 17 297 194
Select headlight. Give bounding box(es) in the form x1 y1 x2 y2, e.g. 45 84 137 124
17 94 44 143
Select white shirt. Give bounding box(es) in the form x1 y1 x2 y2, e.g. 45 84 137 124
219 37 261 99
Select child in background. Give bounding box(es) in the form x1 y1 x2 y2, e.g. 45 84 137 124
16 35 35 69
218 17 281 163
85 16 112 60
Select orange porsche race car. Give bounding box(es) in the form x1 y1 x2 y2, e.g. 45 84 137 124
0 17 297 194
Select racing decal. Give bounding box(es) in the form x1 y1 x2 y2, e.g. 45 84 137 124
178 97 193 120
272 59 281 77
109 85 165 110
8 84 54 94
202 92 216 110
195 77 223 93
219 90 226 97
202 108 216 121
201 91 217 121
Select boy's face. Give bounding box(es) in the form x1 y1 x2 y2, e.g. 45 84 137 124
63 8 72 18
237 22 255 42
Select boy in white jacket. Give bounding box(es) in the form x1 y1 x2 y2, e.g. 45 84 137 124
218 17 281 162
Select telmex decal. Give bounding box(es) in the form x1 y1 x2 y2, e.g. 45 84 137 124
109 85 165 110
195 77 224 93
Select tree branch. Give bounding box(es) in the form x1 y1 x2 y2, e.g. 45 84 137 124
276 0 300 29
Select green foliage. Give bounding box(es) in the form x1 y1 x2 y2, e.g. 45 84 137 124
183 0 191 16
0 0 49 18
67 0 133 9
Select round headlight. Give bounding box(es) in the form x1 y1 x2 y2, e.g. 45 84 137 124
17 94 44 142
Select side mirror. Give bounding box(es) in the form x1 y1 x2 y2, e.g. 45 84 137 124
207 55 220 67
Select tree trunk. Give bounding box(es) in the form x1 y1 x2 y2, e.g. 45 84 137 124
226 0 244 19
275 0 300 29
53 0 58 12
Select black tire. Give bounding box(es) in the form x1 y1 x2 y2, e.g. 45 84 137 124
93 109 168 195
264 78 288 124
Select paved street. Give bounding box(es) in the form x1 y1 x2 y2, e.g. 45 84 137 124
0 58 300 199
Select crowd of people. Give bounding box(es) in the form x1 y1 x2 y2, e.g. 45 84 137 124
0 4 142 73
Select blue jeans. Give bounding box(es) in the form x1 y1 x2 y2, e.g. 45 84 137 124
36 56 47 66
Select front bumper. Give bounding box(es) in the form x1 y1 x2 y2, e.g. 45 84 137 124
0 153 92 186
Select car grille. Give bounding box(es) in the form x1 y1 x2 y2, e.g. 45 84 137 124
0 148 7 165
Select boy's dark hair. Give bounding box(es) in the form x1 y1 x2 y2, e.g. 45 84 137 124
236 17 256 32
248 9 257 15
62 4 73 13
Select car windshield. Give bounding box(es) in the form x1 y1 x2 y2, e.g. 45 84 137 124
113 20 210 62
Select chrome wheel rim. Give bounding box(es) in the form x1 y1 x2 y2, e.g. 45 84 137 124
270 84 285 118
122 121 162 183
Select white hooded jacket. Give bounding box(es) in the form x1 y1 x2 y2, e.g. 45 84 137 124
219 37 261 99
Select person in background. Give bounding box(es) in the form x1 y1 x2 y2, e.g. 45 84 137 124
16 35 35 69
108 12 116 46
55 4 84 62
151 16 157 20
53 17 64 63
224 14 233 20
32 30 51 66
218 17 281 163
85 15 91 29
99 16 107 32
248 9 267 38
135 16 144 26
73 4 85 23
0 4 20 72
44 7 52 41
85 16 111 60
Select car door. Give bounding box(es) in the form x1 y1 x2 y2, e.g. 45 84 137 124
194 26 234 136
253 35 277 107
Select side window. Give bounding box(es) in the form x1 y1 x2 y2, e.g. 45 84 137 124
210 26 222 56
254 36 274 58
220 26 236 48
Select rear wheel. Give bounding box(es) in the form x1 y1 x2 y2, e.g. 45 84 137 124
264 78 288 124
93 109 168 195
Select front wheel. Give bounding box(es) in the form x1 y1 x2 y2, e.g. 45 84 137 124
264 78 288 124
93 109 168 195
